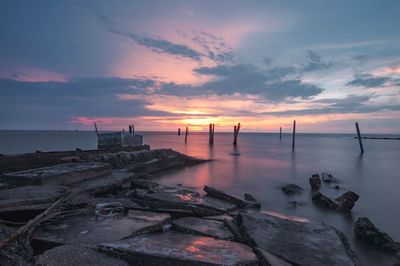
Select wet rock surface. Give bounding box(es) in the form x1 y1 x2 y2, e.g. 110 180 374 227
309 174 321 190
204 185 261 208
34 209 171 246
322 172 334 183
1 163 112 188
354 217 400 252
35 244 128 266
172 217 234 240
253 247 293 266
99 231 258 266
281 184 302 195
239 212 360 266
312 192 343 210
336 191 359 211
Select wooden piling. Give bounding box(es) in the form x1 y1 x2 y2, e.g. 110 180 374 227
233 123 241 145
129 125 132 134
94 123 98 136
280 127 282 140
209 123 215 145
132 124 135 134
292 120 296 150
178 128 181 136
185 127 188 143
355 122 364 154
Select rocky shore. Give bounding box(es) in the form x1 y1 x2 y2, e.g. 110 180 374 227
0 147 398 265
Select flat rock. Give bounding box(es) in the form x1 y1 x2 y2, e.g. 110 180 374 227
204 185 261 208
0 163 111 187
134 185 236 216
239 212 359 266
0 185 66 221
172 217 234 240
34 209 170 246
204 214 234 222
244 193 257 202
253 247 293 266
354 217 400 252
98 231 258 265
35 245 128 266
281 184 302 195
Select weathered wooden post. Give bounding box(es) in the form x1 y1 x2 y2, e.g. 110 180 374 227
355 122 364 154
209 123 215 145
178 128 181 136
94 123 98 136
233 123 240 145
131 124 135 134
129 125 132 134
280 127 282 140
185 127 188 143
292 120 296 150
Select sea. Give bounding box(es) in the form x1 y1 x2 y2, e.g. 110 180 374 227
1 130 399 265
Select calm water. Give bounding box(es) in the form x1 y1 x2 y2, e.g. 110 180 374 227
1 130 399 265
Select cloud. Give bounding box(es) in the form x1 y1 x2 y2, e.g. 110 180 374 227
190 64 322 101
108 29 202 61
302 50 335 72
346 74 391 88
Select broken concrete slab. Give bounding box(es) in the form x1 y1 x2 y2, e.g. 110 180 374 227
354 217 400 252
0 185 67 222
98 231 258 265
172 217 234 241
309 174 321 190
281 184 302 195
335 191 359 212
35 245 128 266
204 185 261 209
134 185 237 216
239 212 360 266
253 247 293 266
312 192 343 211
34 209 171 246
0 163 111 188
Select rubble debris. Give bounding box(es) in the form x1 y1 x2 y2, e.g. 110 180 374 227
281 184 302 195
312 192 342 211
172 217 234 240
35 244 128 266
239 212 360 265
98 231 258 265
354 217 400 252
335 191 359 212
204 185 261 208
309 174 321 190
322 172 334 183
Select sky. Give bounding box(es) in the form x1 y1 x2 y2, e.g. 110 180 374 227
0 0 400 133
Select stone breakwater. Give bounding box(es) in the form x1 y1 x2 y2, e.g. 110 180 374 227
0 147 397 265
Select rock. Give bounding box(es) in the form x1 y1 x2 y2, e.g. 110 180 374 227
130 179 159 189
98 231 258 265
0 183 8 190
244 193 257 202
281 184 302 195
134 185 236 216
239 212 359 265
204 214 234 222
334 185 340 190
34 209 170 246
253 247 293 266
0 185 67 222
354 217 400 252
322 172 334 183
224 219 247 244
287 201 302 209
204 185 261 208
60 156 84 163
309 174 321 190
335 191 359 211
0 224 34 266
35 245 128 266
172 217 234 240
0 163 112 188
312 192 342 211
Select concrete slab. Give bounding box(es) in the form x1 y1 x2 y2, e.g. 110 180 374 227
34 209 171 246
0 163 111 187
172 217 234 240
99 231 258 265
